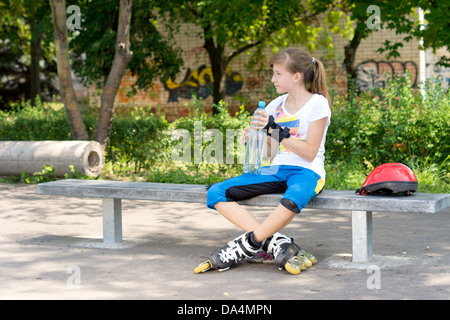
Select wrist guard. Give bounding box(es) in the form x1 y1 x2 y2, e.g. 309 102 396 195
263 115 291 143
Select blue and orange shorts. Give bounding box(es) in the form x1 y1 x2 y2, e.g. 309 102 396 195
207 165 324 214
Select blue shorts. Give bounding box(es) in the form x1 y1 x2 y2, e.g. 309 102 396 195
207 165 324 214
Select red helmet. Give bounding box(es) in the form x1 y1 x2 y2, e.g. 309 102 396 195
356 163 418 196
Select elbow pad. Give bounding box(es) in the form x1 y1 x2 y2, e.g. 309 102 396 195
263 115 291 143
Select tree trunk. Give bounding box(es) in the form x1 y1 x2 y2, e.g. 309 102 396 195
94 0 133 150
344 22 366 91
30 32 43 105
343 24 363 93
49 0 88 140
203 25 226 113
211 58 227 107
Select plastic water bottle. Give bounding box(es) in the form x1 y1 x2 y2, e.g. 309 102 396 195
243 101 266 174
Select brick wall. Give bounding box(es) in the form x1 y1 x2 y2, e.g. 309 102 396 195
83 18 448 122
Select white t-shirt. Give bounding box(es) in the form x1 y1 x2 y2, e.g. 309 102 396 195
265 93 331 180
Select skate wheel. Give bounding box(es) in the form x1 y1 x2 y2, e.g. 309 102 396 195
284 257 302 275
288 256 307 271
298 255 312 268
298 250 317 265
194 261 212 274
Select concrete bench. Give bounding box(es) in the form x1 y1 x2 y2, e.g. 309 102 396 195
36 179 450 262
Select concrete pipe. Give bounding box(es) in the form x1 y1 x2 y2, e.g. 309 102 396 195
0 141 104 178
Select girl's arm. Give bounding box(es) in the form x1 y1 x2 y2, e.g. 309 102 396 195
251 109 328 162
278 117 327 162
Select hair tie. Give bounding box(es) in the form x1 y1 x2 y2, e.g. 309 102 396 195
311 57 316 64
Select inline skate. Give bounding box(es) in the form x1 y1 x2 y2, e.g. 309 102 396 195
250 232 317 275
194 231 261 273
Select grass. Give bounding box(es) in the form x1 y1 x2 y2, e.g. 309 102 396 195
1 95 448 193
408 156 450 193
324 158 449 193
2 157 447 194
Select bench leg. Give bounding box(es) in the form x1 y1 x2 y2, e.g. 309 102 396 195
102 198 123 243
351 210 373 262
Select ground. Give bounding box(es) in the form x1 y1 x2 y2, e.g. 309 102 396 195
0 183 449 300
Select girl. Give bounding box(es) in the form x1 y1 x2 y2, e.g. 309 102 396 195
197 47 331 275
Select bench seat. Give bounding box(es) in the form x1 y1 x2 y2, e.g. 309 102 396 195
37 179 450 262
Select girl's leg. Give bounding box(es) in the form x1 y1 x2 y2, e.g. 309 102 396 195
202 167 323 274
214 202 260 231
253 204 296 242
207 166 287 234
206 166 286 211
213 166 323 243
215 201 295 243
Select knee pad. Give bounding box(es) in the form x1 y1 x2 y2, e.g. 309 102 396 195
280 198 300 214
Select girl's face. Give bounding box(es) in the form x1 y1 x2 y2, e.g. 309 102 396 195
271 63 301 94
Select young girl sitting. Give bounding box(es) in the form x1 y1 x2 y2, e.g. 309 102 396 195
197 47 332 275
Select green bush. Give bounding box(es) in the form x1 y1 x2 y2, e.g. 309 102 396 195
168 97 250 166
326 75 450 166
142 97 251 185
1 78 448 193
0 98 168 173
106 106 169 172
0 97 76 140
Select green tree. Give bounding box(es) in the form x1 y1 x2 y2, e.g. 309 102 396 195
0 0 56 109
69 0 183 94
341 1 416 91
342 0 450 92
391 1 450 67
157 0 351 112
50 0 89 140
49 0 183 148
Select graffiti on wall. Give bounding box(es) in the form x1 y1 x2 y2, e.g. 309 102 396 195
355 60 418 92
431 64 450 90
163 65 243 102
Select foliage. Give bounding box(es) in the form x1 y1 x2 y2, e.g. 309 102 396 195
69 0 183 92
0 164 93 184
106 106 169 172
382 0 450 67
326 74 450 167
0 97 75 140
0 0 57 109
418 1 450 67
0 98 168 170
1 76 448 193
339 0 450 67
156 0 352 106
169 97 250 164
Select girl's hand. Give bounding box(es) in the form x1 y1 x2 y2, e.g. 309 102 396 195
240 127 250 145
250 109 270 130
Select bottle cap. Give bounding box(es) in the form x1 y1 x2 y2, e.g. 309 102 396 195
258 101 265 109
